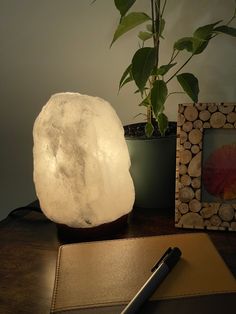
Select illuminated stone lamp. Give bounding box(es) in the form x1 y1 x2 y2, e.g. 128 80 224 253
33 93 135 242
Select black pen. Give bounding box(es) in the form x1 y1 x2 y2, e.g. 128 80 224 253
121 247 182 314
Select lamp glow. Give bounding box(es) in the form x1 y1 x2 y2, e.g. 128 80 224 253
33 92 134 228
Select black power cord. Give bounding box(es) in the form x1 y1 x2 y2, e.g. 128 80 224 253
8 199 42 218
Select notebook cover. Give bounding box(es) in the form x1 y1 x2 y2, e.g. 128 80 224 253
51 233 236 313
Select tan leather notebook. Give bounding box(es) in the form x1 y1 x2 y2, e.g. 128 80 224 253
51 233 236 313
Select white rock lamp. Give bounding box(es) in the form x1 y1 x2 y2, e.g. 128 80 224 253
33 93 135 241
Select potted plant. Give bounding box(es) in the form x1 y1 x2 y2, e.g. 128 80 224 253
96 0 236 209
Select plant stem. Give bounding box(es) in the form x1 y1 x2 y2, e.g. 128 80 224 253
226 6 236 25
165 49 179 67
167 91 185 98
149 0 161 124
166 54 194 83
161 0 167 16
151 0 155 46
155 0 160 68
147 105 152 124
171 50 180 62
151 0 160 69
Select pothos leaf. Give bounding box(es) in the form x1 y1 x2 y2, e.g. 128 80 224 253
145 122 154 137
138 31 153 41
177 73 199 103
151 80 168 117
132 47 156 92
157 113 168 136
111 12 151 46
159 18 165 37
214 25 236 37
139 94 150 107
119 64 133 90
145 18 165 38
192 37 209 54
174 37 193 52
146 24 153 32
156 63 177 76
114 0 136 17
193 21 222 39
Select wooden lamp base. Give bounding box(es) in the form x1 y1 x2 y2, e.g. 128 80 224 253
56 214 130 244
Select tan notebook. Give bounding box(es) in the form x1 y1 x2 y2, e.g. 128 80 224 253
51 233 236 313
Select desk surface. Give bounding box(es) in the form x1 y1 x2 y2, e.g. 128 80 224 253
0 205 235 314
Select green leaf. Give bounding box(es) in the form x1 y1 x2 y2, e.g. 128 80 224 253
120 76 133 89
157 113 168 136
194 21 221 39
114 0 136 17
174 37 193 52
145 122 154 137
159 18 166 37
192 37 209 54
146 19 165 38
214 25 236 37
138 31 153 41
134 87 148 95
146 24 153 32
177 73 199 103
191 21 222 54
131 47 156 92
119 64 133 89
156 63 177 76
111 12 151 46
151 80 168 116
138 94 150 107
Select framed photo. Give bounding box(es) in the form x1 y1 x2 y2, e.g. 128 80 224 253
175 103 236 231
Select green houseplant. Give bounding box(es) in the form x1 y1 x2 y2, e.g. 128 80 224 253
94 0 236 209
111 0 236 137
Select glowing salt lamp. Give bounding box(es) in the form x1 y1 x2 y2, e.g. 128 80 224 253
33 92 135 232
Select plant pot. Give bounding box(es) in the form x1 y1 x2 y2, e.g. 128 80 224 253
125 122 176 210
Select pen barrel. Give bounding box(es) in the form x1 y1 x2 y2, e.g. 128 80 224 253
121 263 169 314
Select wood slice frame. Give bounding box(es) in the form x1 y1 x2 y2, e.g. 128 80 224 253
175 103 236 232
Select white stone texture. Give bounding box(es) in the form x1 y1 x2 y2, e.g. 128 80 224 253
33 93 134 228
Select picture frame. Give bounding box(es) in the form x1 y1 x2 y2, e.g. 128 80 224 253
175 103 236 231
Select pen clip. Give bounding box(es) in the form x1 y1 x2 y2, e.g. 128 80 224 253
151 247 172 272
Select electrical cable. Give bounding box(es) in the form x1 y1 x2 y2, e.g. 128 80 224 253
8 200 42 218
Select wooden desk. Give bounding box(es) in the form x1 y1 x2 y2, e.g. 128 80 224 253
0 205 235 314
